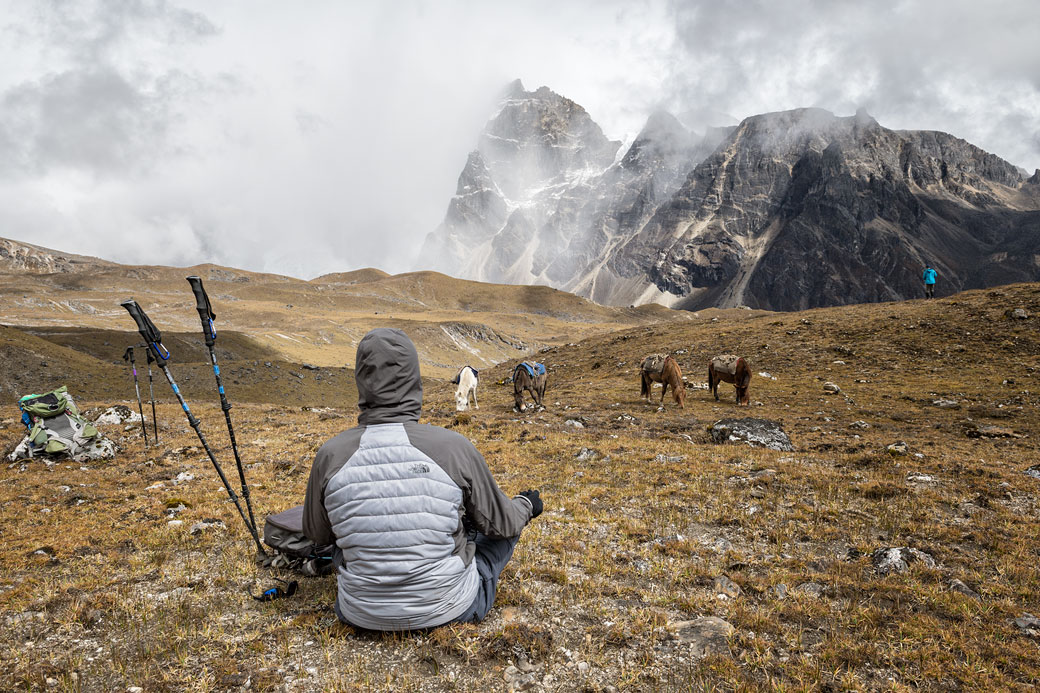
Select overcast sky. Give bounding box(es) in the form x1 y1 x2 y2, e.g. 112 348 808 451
1 0 1038 278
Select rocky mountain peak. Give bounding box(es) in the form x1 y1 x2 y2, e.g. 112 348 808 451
421 89 1039 311
479 84 620 199
620 111 693 171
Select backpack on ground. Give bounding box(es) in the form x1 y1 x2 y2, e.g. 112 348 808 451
260 505 335 576
9 386 112 461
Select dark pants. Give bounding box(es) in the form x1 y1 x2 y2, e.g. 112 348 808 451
925 283 935 298
453 532 520 624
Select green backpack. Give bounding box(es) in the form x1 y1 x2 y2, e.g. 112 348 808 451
17 386 101 457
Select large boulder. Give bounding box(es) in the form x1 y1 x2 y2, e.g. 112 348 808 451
708 418 794 451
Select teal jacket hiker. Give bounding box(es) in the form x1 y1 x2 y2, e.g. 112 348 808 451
923 268 937 285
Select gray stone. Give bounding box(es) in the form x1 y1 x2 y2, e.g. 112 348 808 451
965 423 1023 439
1006 308 1030 320
654 453 686 462
95 405 141 425
872 547 939 575
795 582 826 598
886 441 910 456
673 617 735 657
564 419 584 429
189 519 226 536
823 382 841 394
1025 464 1040 480
713 575 742 599
949 578 981 600
932 398 961 409
768 583 788 600
1014 614 1040 637
709 418 793 451
574 447 597 460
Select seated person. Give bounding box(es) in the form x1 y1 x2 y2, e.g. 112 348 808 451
304 328 542 630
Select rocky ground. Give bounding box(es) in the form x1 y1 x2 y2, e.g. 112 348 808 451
2 284 1039 691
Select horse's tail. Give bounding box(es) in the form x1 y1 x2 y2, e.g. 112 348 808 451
640 368 649 397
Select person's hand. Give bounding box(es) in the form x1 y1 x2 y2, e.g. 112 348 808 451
518 489 543 518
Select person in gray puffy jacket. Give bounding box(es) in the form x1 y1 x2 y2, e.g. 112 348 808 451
303 328 542 630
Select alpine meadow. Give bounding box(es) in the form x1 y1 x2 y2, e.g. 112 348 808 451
3 2 1040 691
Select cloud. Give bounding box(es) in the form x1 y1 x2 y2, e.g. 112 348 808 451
0 0 1036 278
662 0 1040 170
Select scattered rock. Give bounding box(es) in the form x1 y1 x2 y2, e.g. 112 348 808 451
949 578 981 600
932 398 961 409
1014 614 1040 638
795 582 826 598
189 518 226 535
709 418 793 452
886 441 910 457
823 382 841 394
964 423 1024 439
906 473 936 485
1005 308 1030 320
672 617 735 657
564 419 584 429
849 420 871 430
1025 464 1040 480
713 575 742 599
654 454 685 463
174 472 195 484
574 447 597 460
503 664 538 690
302 363 319 370
767 583 788 600
750 468 777 484
95 405 142 425
872 547 939 575
758 371 777 380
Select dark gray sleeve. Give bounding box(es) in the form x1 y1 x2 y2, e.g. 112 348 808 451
303 428 363 546
406 423 533 539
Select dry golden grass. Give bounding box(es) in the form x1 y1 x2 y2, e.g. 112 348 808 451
1 284 1039 690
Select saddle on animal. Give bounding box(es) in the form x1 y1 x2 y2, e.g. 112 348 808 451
641 354 668 375
517 361 546 378
711 354 741 376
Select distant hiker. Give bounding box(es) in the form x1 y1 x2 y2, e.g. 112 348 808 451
303 328 541 630
923 265 937 299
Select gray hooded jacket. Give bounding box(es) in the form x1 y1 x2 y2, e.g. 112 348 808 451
303 328 532 630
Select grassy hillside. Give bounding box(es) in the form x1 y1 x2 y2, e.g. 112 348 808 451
0 238 680 379
1 284 1038 690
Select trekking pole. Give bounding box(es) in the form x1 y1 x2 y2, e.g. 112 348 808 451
122 346 149 447
145 347 159 444
120 299 266 555
186 275 260 541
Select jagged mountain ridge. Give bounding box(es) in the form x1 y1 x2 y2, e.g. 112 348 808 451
421 84 1040 310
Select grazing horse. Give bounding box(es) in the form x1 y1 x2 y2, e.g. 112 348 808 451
640 354 686 408
453 366 479 411
512 362 547 412
708 354 752 405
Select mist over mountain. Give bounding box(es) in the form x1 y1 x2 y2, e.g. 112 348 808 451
421 84 1040 311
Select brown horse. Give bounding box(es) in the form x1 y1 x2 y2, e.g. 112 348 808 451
513 362 547 412
708 354 751 405
640 355 686 408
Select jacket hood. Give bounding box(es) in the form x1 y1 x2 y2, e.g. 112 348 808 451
355 328 423 425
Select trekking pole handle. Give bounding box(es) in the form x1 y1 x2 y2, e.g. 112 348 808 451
120 300 170 363
186 276 216 345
